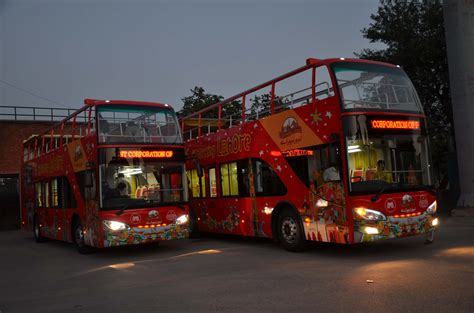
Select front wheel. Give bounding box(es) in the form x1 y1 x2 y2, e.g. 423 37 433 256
277 208 307 252
73 220 94 254
33 216 46 243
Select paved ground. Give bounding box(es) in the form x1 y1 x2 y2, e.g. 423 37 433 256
0 216 473 313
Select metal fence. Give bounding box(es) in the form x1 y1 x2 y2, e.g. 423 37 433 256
0 106 78 121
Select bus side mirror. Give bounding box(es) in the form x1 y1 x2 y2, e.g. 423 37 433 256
328 145 339 165
85 170 94 188
196 162 203 178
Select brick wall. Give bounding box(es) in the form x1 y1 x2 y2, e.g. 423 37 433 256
0 121 55 175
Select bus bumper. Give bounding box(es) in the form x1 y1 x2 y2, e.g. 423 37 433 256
103 223 189 247
353 213 439 243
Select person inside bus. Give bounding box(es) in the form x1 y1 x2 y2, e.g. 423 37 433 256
374 160 393 182
323 163 341 182
102 181 120 199
115 173 131 196
124 121 141 141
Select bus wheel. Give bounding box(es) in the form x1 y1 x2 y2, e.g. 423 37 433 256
277 208 306 252
33 216 46 243
73 220 94 254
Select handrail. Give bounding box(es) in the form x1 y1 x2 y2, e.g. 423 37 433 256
0 105 78 121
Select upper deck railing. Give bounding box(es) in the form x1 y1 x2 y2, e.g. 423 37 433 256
180 58 331 139
0 106 78 122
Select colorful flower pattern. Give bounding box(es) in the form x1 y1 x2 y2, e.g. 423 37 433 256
104 224 189 247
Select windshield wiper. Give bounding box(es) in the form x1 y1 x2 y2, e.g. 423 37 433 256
371 184 386 202
116 204 130 216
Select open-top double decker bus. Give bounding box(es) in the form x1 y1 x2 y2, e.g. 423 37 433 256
181 58 439 251
21 99 189 253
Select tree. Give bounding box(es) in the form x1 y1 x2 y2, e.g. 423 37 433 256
178 86 241 120
357 0 453 184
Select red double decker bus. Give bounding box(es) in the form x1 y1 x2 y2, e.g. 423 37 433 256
181 58 439 251
21 99 189 253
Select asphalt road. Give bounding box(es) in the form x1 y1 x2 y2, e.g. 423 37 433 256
0 216 473 313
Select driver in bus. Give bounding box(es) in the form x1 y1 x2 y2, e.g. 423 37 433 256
115 173 131 196
375 160 393 182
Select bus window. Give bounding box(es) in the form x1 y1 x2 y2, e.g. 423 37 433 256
44 181 50 207
220 162 238 196
61 177 77 208
252 159 286 197
35 182 43 208
284 145 341 189
187 169 205 198
51 178 60 208
209 167 217 198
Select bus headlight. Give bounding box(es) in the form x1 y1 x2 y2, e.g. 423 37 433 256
431 217 439 227
354 208 387 221
176 214 189 225
103 220 129 231
426 201 437 214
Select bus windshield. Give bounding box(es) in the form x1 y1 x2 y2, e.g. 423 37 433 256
343 115 432 194
333 62 422 113
99 148 187 210
97 104 182 144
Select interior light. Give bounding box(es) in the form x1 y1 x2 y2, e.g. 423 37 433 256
118 168 143 176
348 145 360 150
348 148 362 153
364 227 379 235
340 57 345 60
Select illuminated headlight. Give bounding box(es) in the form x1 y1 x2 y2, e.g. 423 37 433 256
426 201 437 214
316 199 328 208
364 226 380 235
431 217 439 227
176 214 189 225
103 220 129 231
354 207 387 221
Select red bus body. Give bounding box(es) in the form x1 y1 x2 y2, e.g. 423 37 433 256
21 99 189 251
181 58 438 249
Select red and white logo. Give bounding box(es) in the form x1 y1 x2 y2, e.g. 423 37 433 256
419 195 429 208
130 214 141 224
385 198 396 213
166 210 177 221
401 194 414 206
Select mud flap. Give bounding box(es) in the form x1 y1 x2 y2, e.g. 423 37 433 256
424 229 435 245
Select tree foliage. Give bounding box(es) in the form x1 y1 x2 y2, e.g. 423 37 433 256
357 0 452 133
178 86 241 120
357 0 453 184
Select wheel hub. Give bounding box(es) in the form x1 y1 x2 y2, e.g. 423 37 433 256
75 226 85 247
281 217 297 243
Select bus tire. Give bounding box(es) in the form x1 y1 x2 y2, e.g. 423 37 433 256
33 215 46 243
277 208 306 252
73 219 94 254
